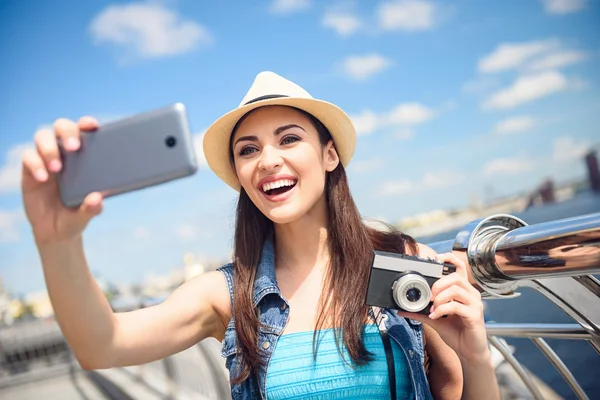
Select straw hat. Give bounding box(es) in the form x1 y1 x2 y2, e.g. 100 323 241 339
202 71 356 191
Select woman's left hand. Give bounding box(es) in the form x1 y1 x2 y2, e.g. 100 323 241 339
397 252 489 364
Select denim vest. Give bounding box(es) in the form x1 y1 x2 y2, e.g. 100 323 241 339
217 239 433 400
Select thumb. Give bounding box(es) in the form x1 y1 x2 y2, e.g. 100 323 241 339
77 192 104 224
397 310 438 329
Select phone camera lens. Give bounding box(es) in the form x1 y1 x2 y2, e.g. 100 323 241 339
165 136 177 148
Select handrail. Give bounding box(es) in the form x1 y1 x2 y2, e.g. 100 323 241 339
484 323 592 339
427 212 600 296
427 212 600 343
425 212 600 399
531 337 589 400
484 324 593 400
487 336 545 400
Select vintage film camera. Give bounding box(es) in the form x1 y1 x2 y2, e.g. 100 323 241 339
365 251 456 314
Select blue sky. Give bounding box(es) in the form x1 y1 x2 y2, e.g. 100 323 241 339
1 0 599 295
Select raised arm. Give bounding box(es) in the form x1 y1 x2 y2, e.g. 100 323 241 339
38 238 229 369
412 243 499 400
22 116 230 370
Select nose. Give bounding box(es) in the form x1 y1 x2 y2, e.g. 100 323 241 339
258 145 283 171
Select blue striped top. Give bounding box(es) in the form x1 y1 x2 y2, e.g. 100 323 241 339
265 324 414 399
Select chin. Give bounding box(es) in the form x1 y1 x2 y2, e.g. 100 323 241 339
263 206 304 225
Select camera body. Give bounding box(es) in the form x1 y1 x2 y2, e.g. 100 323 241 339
365 250 456 314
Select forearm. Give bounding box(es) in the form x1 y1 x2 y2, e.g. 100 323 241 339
37 235 117 368
460 350 500 400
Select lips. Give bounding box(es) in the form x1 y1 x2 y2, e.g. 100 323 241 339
257 175 298 202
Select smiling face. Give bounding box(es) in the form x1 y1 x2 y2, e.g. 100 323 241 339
231 106 340 224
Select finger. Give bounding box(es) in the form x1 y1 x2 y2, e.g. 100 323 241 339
78 116 99 131
431 273 479 299
397 310 441 331
22 148 49 182
34 128 62 173
53 118 80 151
431 285 478 314
429 301 481 322
78 192 104 217
436 252 468 278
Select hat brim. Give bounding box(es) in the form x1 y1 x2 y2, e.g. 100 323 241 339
203 97 356 191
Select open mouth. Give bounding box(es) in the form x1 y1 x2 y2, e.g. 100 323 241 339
261 179 298 196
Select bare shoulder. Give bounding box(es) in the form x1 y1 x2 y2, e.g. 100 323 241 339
163 270 231 339
193 270 232 327
416 242 438 258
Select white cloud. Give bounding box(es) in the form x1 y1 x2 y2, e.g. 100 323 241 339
553 137 589 163
541 0 587 14
478 39 559 74
0 143 33 193
527 50 588 71
341 54 393 80
269 0 311 14
192 130 208 168
494 116 536 134
351 102 435 136
377 0 438 31
387 103 433 125
322 11 362 36
380 170 465 196
483 157 536 176
89 3 212 58
0 209 24 243
483 71 568 110
352 110 380 136
478 39 588 74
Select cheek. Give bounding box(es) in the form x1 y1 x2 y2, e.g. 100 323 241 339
298 156 327 193
236 162 255 185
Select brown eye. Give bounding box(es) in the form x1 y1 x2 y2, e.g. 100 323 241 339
281 135 300 145
239 146 257 156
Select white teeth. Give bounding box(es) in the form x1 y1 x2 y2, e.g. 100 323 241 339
262 179 296 193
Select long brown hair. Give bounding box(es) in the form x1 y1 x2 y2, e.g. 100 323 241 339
229 107 418 384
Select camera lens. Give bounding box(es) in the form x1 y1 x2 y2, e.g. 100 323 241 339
165 136 177 148
406 288 421 302
392 274 431 312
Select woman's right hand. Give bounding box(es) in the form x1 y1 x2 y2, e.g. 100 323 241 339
22 116 104 245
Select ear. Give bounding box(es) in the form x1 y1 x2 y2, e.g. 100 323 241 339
323 140 340 172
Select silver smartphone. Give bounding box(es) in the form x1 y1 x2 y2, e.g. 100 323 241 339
57 103 198 208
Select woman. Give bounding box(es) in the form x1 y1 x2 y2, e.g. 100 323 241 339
22 71 499 399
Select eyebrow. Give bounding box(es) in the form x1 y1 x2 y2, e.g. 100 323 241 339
233 124 305 147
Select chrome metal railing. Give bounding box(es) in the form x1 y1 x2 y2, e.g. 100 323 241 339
429 212 600 400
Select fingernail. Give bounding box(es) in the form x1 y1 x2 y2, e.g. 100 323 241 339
429 312 436 319
35 169 48 181
49 159 61 172
66 137 79 151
